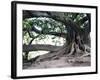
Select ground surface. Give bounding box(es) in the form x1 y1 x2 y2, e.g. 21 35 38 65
23 56 91 69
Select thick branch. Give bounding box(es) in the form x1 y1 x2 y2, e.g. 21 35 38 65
23 44 62 52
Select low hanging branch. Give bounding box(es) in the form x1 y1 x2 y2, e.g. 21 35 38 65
23 44 62 52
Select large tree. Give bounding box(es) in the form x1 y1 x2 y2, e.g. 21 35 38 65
23 10 91 63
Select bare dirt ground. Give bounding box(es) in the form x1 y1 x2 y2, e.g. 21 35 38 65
23 56 91 69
